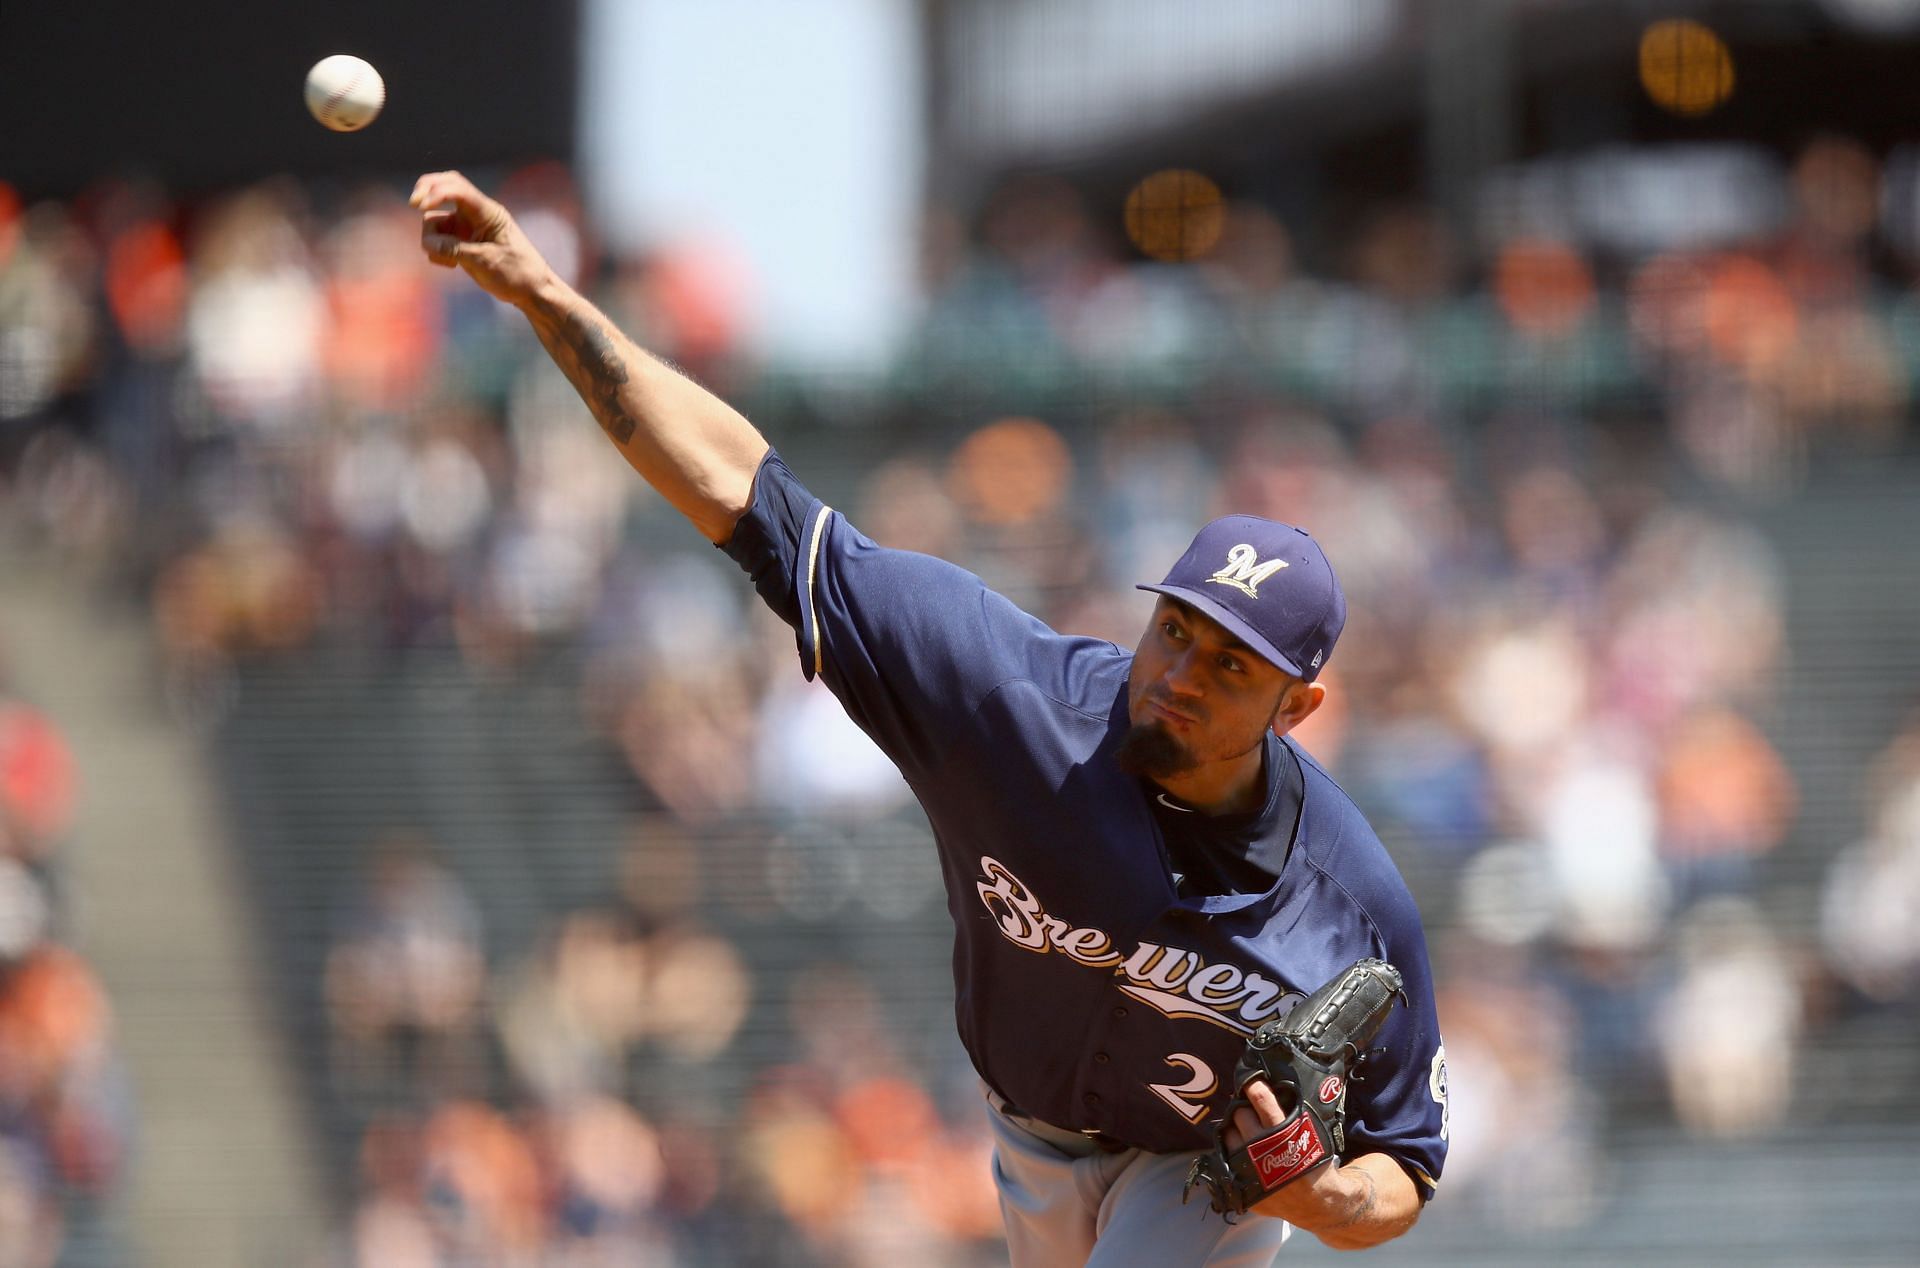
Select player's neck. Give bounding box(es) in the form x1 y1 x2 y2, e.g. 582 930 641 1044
1152 741 1268 817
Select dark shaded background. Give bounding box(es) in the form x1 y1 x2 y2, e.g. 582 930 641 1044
0 0 578 197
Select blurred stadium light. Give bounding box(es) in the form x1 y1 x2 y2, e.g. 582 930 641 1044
1637 17 1737 117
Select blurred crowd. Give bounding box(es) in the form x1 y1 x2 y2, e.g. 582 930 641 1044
318 819 999 1268
3 128 1920 1264
0 663 132 1267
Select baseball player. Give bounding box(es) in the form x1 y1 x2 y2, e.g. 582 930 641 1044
411 171 1447 1263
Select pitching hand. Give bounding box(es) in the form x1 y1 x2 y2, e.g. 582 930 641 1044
409 170 551 307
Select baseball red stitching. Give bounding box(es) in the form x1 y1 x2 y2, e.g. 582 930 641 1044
323 60 376 129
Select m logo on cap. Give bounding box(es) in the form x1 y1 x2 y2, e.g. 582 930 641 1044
1206 543 1289 599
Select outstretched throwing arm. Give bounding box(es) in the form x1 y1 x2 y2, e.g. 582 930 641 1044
410 170 769 543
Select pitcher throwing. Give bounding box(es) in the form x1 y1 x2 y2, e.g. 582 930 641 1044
412 170 1448 1264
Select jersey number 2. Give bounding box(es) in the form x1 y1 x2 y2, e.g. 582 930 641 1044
1147 1052 1219 1125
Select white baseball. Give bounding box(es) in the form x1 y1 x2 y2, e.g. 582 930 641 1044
304 54 386 132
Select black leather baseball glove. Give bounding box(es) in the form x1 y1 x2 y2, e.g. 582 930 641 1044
1183 957 1405 1218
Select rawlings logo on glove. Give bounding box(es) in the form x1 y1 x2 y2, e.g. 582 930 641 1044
1183 957 1405 1218
1248 1115 1325 1184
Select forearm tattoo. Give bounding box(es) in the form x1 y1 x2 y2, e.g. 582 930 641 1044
549 309 637 445
1333 1169 1378 1230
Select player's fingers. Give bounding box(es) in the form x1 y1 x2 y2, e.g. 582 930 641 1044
1244 1078 1285 1127
1224 1104 1262 1152
421 230 465 268
420 198 477 266
422 209 468 241
409 170 462 207
409 170 492 219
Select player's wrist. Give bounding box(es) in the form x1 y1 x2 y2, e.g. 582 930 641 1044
512 266 570 315
1247 1158 1346 1226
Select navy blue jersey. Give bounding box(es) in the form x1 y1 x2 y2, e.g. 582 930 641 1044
723 451 1448 1198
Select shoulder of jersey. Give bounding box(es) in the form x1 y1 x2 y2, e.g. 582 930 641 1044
1289 744 1422 915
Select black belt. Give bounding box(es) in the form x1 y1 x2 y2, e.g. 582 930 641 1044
990 1090 1136 1154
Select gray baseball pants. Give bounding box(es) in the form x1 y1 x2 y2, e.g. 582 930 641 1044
984 1087 1293 1267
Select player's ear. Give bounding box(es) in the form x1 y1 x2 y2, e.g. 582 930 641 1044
1269 678 1325 738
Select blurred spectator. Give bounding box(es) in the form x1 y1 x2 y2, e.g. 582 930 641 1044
184 184 324 427
754 673 912 817
325 835 487 1105
319 194 443 412
346 1113 437 1268
1822 718 1920 1002
540 1095 673 1265
0 667 131 1267
0 200 97 428
1656 897 1803 1137
1654 706 1795 902
498 830 750 1107
497 910 647 1105
150 514 323 667
1430 939 1600 1232
419 1100 546 1260
1537 739 1669 955
0 939 131 1263
0 697 76 869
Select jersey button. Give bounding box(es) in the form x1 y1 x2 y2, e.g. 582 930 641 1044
1111 1006 1128 1019
1093 1052 1110 1064
1083 1092 1101 1108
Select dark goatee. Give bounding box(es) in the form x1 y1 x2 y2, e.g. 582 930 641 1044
1115 721 1196 780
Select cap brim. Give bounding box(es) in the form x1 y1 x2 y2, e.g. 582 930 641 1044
1137 583 1307 678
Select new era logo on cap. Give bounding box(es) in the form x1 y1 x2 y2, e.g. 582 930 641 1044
1138 515 1346 681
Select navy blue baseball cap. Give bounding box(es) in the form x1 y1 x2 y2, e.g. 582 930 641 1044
1137 515 1346 681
